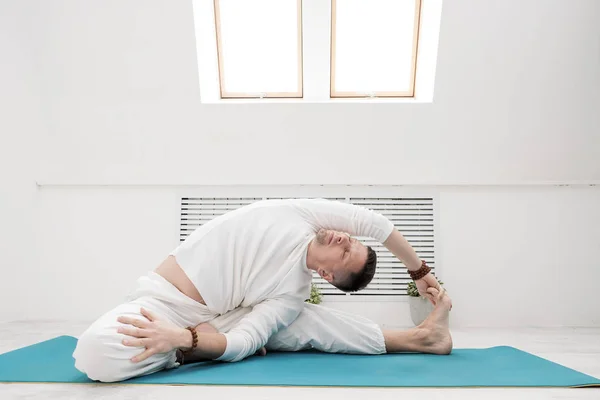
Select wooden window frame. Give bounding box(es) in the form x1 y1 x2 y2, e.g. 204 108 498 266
213 0 304 99
330 0 422 98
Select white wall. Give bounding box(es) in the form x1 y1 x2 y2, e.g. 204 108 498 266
0 1 44 320
438 186 600 327
1 0 599 327
33 0 600 185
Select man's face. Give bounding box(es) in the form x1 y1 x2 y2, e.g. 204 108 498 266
311 228 368 284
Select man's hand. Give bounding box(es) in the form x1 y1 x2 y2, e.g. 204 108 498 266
415 273 442 305
117 307 188 363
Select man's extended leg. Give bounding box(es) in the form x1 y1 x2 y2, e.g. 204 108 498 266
269 287 452 355
380 288 452 355
203 288 452 356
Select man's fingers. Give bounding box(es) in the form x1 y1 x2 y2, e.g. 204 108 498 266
117 316 149 329
132 348 157 363
140 307 156 322
426 288 438 300
118 326 148 338
427 287 446 298
420 290 434 305
122 337 147 348
428 294 436 306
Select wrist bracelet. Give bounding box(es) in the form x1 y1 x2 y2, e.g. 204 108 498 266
177 327 198 366
185 326 198 353
408 260 431 281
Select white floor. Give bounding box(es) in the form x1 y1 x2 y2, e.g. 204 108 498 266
0 322 599 400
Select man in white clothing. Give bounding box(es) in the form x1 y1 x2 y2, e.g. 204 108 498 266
73 198 452 382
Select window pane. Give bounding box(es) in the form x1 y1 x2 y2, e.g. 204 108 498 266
332 0 420 96
216 0 302 97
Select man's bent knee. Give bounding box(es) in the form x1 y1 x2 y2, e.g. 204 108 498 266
73 328 175 382
73 330 121 382
73 328 150 382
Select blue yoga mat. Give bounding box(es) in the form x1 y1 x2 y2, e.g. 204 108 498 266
0 336 598 387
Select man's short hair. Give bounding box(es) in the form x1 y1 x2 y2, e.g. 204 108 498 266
335 246 377 293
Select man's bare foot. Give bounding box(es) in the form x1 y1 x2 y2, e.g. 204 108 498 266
416 287 453 355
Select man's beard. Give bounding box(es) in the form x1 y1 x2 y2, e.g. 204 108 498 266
316 229 328 245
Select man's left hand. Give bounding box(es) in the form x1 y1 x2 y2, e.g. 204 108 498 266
415 273 442 305
117 308 187 363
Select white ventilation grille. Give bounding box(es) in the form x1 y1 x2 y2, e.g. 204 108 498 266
180 198 262 240
179 197 435 296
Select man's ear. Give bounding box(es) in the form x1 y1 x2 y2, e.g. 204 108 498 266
318 268 334 283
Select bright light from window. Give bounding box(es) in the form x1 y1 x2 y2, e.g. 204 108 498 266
331 0 421 97
215 0 302 98
193 0 441 103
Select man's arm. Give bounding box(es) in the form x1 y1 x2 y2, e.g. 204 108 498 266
292 198 395 243
177 295 302 363
176 329 227 360
293 198 440 301
297 198 429 270
382 229 422 271
383 229 441 304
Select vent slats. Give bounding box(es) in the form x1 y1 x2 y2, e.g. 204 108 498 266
179 196 435 296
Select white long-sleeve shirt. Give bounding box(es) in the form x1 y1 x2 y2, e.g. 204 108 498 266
169 198 394 362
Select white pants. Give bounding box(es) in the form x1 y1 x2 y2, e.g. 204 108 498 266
73 272 385 382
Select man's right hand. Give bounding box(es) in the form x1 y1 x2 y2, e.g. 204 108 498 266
415 273 442 305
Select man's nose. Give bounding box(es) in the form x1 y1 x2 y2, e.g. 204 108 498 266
336 234 348 244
